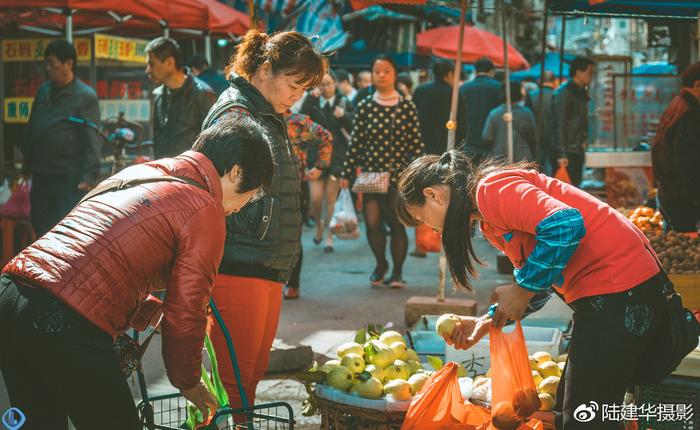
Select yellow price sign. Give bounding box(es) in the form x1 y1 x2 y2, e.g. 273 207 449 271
2 38 90 62
4 98 34 123
94 34 147 64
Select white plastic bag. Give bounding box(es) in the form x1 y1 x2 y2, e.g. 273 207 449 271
330 189 360 240
0 180 11 205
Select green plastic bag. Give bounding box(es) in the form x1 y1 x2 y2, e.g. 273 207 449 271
186 334 230 430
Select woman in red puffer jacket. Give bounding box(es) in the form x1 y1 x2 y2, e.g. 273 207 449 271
0 116 272 430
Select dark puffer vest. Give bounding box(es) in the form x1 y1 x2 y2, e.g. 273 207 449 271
202 75 302 283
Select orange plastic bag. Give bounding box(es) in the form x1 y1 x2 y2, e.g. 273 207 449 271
489 323 544 430
416 224 442 253
401 362 491 430
554 166 571 184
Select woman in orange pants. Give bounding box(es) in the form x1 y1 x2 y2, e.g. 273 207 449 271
209 276 282 408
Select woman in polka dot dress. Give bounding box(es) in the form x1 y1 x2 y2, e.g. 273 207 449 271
340 55 425 288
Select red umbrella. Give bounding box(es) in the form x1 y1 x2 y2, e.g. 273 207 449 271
0 0 167 23
193 0 249 35
417 24 529 70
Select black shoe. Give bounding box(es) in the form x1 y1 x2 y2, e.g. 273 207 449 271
324 245 334 253
313 236 322 245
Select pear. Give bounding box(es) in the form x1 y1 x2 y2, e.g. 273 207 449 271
319 361 340 374
341 353 365 374
384 360 411 382
354 371 383 399
538 361 561 378
539 393 555 411
529 356 540 371
369 343 396 369
337 342 364 358
379 331 405 347
556 353 568 363
390 341 408 361
405 348 420 362
538 376 560 397
408 373 430 394
436 313 461 337
383 379 412 401
532 351 552 365
365 364 386 382
327 366 353 391
532 370 543 387
558 362 566 373
407 360 423 375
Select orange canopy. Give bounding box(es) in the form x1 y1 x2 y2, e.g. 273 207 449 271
193 0 250 35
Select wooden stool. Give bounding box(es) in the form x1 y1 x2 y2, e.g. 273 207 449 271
1 217 36 265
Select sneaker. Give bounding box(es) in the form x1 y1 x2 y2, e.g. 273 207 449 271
370 265 388 287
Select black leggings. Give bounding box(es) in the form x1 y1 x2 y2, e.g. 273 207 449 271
363 189 407 276
0 275 140 430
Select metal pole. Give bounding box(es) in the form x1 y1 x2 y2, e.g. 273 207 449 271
65 9 73 42
537 1 549 163
446 0 468 152
205 32 212 65
248 0 258 29
559 16 567 83
163 25 170 38
502 0 513 162
90 33 97 90
0 42 4 179
439 0 469 303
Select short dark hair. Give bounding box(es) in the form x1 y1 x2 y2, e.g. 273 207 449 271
192 116 274 192
502 81 523 103
187 53 209 71
44 39 77 71
334 68 352 84
569 56 594 78
475 57 494 74
433 59 454 81
371 54 398 74
397 72 413 92
681 62 700 88
145 37 183 70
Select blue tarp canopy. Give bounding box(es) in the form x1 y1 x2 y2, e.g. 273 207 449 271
343 5 417 22
511 52 576 81
632 62 678 75
549 0 700 19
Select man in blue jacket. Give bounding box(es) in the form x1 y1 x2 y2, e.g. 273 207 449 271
459 58 502 164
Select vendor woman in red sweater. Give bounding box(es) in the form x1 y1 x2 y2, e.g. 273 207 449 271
396 150 678 430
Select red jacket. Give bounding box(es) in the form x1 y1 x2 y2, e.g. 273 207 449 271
3 150 225 390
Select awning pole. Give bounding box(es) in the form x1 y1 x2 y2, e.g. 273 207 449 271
205 32 212 65
65 8 73 42
441 0 469 303
502 0 513 162
537 1 549 162
559 16 567 83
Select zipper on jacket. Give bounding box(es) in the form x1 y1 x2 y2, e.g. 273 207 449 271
259 198 274 240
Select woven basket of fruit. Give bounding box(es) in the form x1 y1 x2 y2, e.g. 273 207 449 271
648 231 700 309
312 391 406 430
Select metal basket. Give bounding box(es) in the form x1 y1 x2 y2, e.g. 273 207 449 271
137 299 295 430
635 376 700 430
137 393 294 430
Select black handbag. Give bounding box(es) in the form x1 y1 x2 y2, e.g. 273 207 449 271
634 271 700 386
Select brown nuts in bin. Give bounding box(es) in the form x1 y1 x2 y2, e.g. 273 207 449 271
513 387 541 419
491 401 523 430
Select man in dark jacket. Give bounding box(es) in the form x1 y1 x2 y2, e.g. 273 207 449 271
0 116 273 430
187 53 230 97
552 57 594 186
652 62 700 232
525 71 557 174
413 59 466 154
146 38 216 158
459 58 502 163
24 39 101 236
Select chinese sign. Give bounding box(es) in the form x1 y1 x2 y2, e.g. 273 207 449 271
99 100 151 122
3 98 33 123
94 34 147 64
2 38 90 62
589 57 630 149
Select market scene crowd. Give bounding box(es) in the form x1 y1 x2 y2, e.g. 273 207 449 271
0 1 699 429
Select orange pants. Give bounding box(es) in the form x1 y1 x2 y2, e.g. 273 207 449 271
209 274 283 409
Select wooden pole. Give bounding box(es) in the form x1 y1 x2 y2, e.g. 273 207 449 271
537 1 549 163
502 0 513 162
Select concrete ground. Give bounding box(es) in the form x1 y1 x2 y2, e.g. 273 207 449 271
0 223 510 429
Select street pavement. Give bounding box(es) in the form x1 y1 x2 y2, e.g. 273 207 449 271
0 222 509 429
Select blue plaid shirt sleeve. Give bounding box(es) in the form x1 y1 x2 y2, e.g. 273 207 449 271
514 208 586 292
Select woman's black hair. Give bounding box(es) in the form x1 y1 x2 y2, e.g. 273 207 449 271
396 150 535 291
371 54 398 74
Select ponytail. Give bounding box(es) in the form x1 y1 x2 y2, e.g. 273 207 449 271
227 30 268 79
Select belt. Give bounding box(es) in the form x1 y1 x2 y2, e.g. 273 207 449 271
568 270 672 313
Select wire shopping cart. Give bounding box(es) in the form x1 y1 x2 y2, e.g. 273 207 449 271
136 299 295 430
